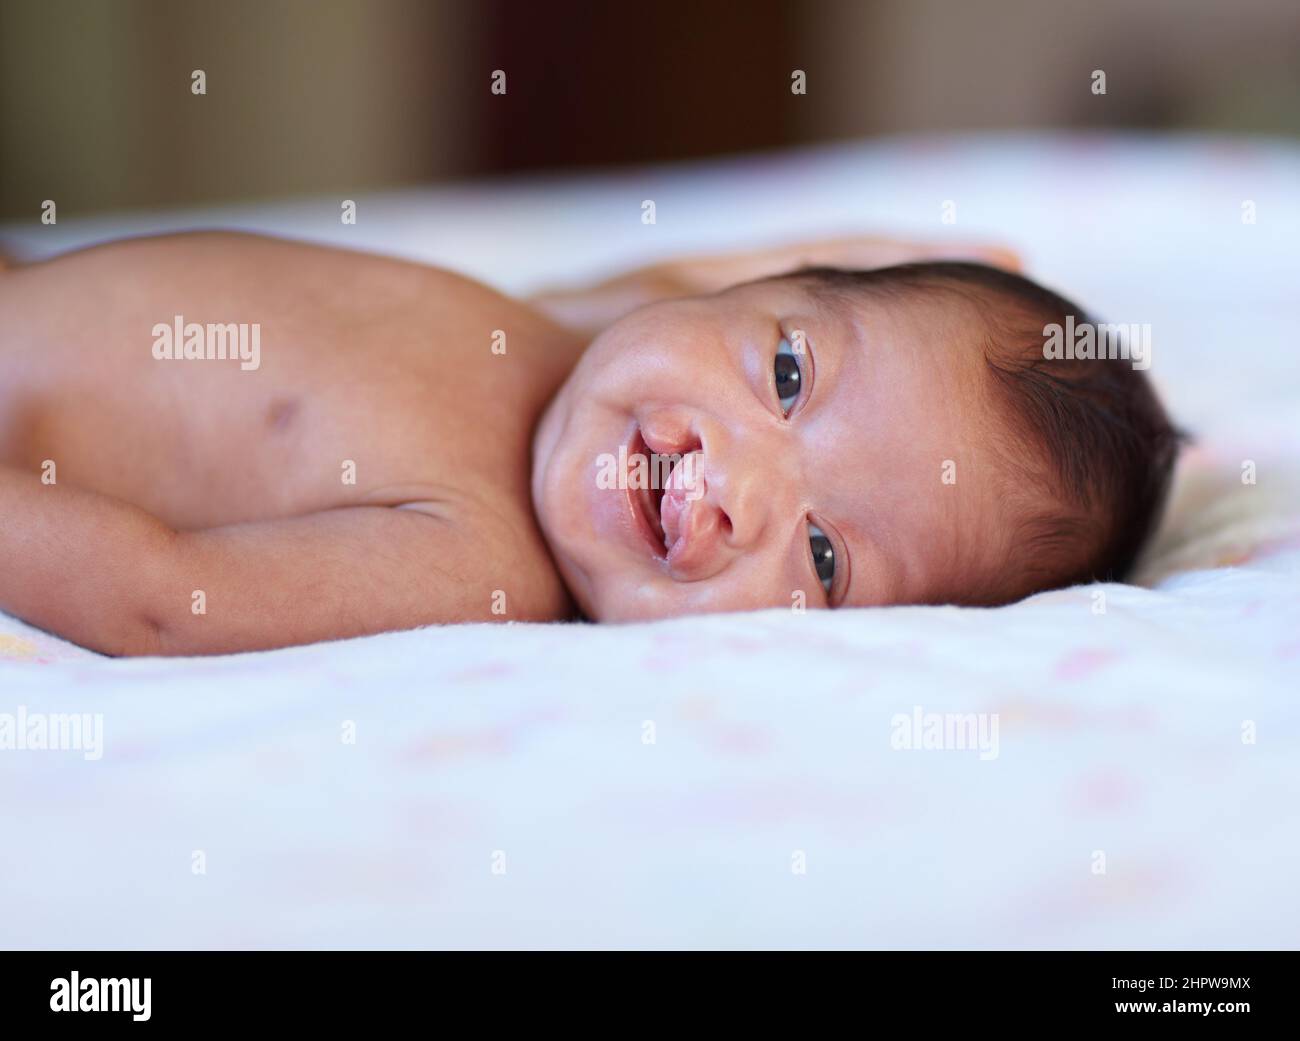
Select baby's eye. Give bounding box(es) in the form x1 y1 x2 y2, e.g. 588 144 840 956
808 522 835 596
774 337 803 415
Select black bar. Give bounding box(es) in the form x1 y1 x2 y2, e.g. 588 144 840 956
0 951 1282 1028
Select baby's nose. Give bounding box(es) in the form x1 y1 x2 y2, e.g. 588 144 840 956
662 436 779 580
700 431 776 553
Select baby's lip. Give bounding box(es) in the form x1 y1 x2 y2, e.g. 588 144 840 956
626 427 667 560
639 418 699 460
622 416 705 565
660 450 706 570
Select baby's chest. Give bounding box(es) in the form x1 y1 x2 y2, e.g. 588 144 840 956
285 331 559 513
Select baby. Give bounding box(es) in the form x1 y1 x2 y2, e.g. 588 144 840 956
0 232 1178 655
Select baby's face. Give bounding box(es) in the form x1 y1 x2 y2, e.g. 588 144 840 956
531 276 1012 620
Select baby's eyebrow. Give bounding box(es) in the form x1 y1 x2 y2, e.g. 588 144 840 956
799 289 874 381
826 293 873 360
838 522 868 608
846 530 906 609
836 485 909 609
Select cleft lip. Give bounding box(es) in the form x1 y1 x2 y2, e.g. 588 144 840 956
660 449 705 569
640 422 700 460
627 426 667 559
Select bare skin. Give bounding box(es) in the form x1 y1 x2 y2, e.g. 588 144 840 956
0 231 1016 655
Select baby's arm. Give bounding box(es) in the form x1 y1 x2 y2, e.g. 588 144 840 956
529 235 1020 338
1 464 535 656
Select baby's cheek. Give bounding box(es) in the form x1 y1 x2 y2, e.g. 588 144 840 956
598 305 724 388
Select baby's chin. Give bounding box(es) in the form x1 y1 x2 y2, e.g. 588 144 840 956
556 548 663 623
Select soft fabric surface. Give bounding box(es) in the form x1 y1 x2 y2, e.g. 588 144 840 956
2 133 1298 948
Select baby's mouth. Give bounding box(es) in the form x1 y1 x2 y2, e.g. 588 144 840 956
628 428 669 558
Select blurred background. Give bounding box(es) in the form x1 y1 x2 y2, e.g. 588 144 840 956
2 0 1298 220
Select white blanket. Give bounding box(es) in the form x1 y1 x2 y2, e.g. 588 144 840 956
2 133 1298 948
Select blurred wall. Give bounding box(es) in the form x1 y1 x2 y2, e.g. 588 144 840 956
0 0 481 218
803 0 1300 139
2 0 1297 220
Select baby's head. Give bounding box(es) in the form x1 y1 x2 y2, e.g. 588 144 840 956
531 261 1179 620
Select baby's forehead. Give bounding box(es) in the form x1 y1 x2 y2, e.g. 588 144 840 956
800 284 1004 398
756 272 997 341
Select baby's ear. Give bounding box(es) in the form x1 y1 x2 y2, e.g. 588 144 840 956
961 244 1019 271
976 246 1022 272
931 242 1022 271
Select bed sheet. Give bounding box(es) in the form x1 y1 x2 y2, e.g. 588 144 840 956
1 132 1298 948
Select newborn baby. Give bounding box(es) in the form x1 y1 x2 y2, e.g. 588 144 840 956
0 232 1178 655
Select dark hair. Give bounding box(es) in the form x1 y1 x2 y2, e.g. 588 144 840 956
784 262 1182 601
